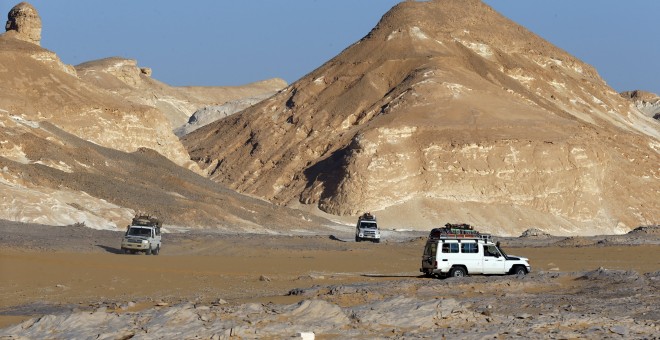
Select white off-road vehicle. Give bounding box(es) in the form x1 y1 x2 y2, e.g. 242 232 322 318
355 212 381 243
420 224 530 277
120 215 162 255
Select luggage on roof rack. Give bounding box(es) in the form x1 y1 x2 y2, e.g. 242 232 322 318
131 214 162 228
444 223 474 230
428 223 491 242
358 212 376 221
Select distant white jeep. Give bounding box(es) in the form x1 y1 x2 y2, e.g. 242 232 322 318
120 215 162 255
355 212 381 243
420 226 530 277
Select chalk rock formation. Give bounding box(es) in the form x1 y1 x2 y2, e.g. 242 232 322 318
175 92 277 136
0 41 195 169
621 90 660 120
184 0 659 235
5 2 41 45
75 57 286 129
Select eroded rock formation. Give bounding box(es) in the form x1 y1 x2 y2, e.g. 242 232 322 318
5 2 41 45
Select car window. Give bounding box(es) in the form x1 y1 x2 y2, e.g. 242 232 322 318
461 243 478 253
424 242 437 256
442 243 459 253
484 245 500 257
360 222 377 229
128 228 151 236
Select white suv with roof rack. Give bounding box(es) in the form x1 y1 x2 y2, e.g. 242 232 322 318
420 224 530 277
355 212 381 243
120 214 162 255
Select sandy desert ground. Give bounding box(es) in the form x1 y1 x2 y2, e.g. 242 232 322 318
0 222 658 338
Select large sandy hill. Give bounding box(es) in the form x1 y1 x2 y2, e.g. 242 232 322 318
184 0 659 235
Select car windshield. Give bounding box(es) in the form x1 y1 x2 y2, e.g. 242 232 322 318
360 222 377 229
496 244 509 259
128 227 151 236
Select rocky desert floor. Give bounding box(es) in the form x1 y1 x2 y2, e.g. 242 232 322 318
0 222 658 339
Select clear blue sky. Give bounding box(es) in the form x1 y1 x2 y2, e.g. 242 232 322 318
2 1 658 94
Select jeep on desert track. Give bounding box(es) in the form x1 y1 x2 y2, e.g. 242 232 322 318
355 212 381 243
420 223 530 278
120 215 162 255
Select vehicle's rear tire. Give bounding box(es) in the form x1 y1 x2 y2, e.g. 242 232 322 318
153 245 160 255
449 267 467 277
512 265 527 276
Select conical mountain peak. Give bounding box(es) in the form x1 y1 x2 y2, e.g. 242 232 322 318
184 0 658 235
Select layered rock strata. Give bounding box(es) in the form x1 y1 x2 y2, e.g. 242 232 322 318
184 0 659 235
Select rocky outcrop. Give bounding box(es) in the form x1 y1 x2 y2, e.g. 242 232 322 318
174 92 277 136
184 0 659 235
0 41 195 169
75 57 286 129
621 90 660 120
5 2 41 45
520 228 552 238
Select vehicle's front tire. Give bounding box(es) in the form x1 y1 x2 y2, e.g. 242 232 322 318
146 246 152 255
355 236 360 242
449 267 467 277
374 239 380 243
512 266 527 276
153 245 160 255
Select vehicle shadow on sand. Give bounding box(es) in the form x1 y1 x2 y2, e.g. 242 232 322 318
329 235 349 242
96 245 124 254
361 273 422 278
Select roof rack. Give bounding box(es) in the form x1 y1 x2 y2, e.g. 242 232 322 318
427 223 492 242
